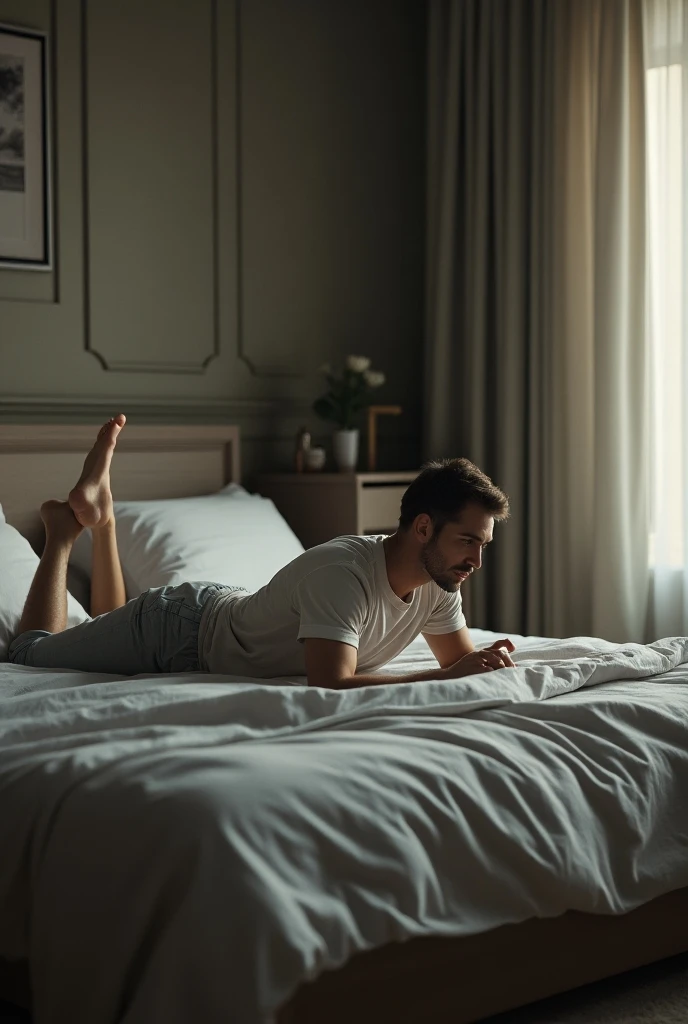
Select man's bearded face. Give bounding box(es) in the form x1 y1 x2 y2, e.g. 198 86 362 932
419 506 494 593
420 533 474 593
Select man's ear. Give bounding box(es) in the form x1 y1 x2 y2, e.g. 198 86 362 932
414 514 433 543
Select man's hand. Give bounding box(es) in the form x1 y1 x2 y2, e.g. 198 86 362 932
441 638 516 679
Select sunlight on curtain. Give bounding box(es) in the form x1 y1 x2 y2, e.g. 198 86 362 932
645 0 688 634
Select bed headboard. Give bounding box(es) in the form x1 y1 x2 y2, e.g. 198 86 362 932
0 423 241 552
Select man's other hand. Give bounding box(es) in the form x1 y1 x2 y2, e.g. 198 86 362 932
442 638 516 679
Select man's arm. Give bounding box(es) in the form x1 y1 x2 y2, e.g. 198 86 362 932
422 626 475 669
303 637 515 690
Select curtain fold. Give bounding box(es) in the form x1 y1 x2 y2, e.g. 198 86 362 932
425 0 649 641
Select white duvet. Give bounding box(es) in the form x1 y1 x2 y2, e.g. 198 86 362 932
1 631 688 1024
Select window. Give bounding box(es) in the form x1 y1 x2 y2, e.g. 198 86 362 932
645 0 686 569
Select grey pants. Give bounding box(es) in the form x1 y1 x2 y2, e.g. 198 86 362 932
8 582 238 675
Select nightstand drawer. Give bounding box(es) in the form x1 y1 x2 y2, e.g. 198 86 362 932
358 485 408 532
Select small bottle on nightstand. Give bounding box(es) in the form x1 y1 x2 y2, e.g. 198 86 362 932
294 427 311 473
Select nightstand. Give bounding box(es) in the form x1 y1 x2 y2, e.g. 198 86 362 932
256 471 418 548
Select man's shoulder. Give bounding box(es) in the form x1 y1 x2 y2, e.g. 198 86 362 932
313 533 382 556
287 535 380 582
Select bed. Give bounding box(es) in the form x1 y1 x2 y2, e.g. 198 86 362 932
1 423 687 1024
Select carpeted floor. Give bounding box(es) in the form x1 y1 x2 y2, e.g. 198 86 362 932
482 951 688 1023
2 952 687 1023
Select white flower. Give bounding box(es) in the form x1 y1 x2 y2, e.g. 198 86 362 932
346 355 371 373
363 370 385 387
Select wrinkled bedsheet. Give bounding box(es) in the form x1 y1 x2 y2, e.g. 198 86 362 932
1 630 688 1023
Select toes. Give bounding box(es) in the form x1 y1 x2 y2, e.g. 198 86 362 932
94 414 125 446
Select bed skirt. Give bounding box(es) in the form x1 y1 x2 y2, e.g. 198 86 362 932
2 886 687 1023
277 885 688 1023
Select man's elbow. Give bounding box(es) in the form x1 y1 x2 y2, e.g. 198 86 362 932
306 674 356 690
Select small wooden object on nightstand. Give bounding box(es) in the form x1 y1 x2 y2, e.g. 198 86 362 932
256 471 418 549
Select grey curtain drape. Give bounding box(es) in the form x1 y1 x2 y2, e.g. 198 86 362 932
425 0 649 641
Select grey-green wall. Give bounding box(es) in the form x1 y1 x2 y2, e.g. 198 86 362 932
0 0 426 484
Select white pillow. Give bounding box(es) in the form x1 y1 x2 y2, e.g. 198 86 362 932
70 484 305 598
0 506 91 661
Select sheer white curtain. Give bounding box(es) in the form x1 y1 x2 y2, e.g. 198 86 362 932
644 0 688 636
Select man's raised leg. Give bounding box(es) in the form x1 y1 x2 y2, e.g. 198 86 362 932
90 519 126 616
9 411 210 676
17 501 83 635
68 413 128 616
10 412 138 672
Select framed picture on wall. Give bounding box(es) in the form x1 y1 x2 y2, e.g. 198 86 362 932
0 23 51 269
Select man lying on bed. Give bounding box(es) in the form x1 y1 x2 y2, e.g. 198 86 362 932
8 415 515 688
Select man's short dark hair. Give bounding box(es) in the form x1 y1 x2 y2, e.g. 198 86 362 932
399 458 509 532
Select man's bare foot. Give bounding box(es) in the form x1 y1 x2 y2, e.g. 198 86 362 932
41 500 83 546
68 414 126 528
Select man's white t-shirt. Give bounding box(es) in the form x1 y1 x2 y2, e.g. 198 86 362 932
197 534 466 678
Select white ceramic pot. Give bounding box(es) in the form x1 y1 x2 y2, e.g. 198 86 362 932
332 429 359 472
304 446 326 472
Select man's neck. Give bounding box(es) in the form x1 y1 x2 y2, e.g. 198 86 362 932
382 533 428 601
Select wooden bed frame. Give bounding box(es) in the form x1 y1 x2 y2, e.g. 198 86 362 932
1 422 687 1023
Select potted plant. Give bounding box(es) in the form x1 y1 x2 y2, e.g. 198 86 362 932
313 355 386 471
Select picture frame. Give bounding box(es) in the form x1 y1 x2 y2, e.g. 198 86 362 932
0 23 51 270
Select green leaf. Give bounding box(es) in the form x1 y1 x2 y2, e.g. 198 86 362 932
312 397 337 422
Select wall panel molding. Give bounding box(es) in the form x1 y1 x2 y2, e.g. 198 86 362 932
0 0 424 478
81 0 221 374
233 0 305 380
0 392 312 420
